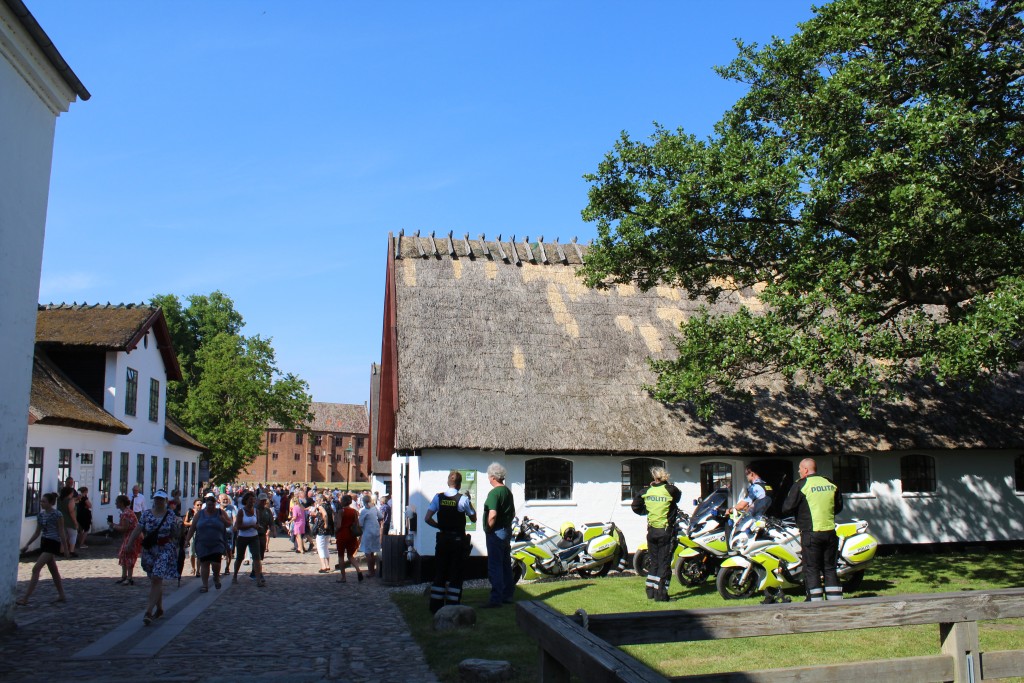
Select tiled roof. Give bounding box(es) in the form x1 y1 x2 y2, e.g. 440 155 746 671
28 352 131 434
270 402 369 434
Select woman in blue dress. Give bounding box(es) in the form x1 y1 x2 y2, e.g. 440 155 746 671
127 490 181 625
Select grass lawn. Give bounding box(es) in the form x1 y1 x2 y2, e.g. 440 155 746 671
390 549 1024 682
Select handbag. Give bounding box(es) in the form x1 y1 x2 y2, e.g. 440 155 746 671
142 511 170 550
350 510 362 537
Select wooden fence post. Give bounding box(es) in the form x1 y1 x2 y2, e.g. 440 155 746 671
539 646 570 683
940 621 981 683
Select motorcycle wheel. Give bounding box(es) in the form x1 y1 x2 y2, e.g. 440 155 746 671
579 560 613 579
674 556 710 587
511 559 527 584
716 566 758 600
842 570 865 592
633 550 651 577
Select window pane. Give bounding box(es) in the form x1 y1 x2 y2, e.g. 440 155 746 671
621 458 667 501
832 454 870 494
119 452 129 495
137 454 145 491
58 449 72 489
150 456 158 494
149 378 160 422
700 462 732 498
1016 455 1024 494
162 458 169 491
100 452 112 504
26 447 43 517
125 368 138 416
900 454 936 493
525 458 573 501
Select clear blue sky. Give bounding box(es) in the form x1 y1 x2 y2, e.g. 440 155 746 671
32 1 815 406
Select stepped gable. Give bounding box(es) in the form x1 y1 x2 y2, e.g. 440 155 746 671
386 231 1024 456
36 303 182 381
28 352 130 434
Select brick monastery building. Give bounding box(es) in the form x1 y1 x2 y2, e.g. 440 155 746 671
239 402 370 486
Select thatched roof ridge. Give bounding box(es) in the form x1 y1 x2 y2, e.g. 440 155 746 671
36 303 182 381
165 414 206 453
392 231 588 265
391 235 1024 455
269 402 369 434
29 352 131 434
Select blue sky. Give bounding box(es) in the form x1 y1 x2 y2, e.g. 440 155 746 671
32 1 815 406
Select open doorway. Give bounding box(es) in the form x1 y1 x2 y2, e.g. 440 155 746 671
746 458 794 518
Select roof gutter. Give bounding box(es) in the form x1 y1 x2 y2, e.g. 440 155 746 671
2 0 90 100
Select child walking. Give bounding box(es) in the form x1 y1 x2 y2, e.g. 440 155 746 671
17 492 69 605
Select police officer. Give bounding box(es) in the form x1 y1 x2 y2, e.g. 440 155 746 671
631 466 681 602
425 471 477 613
782 457 843 601
729 465 773 518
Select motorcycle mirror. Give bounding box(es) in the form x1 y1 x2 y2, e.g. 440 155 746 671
693 499 699 506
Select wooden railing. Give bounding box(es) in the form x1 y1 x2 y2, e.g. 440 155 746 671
516 587 1024 682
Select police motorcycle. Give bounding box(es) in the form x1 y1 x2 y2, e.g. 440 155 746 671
510 517 627 583
716 512 878 600
633 487 733 587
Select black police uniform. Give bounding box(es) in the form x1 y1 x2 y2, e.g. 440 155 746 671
429 491 471 614
632 482 681 602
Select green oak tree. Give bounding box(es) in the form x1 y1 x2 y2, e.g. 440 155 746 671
152 292 311 482
580 0 1024 418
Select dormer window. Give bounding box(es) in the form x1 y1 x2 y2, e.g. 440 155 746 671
125 368 138 416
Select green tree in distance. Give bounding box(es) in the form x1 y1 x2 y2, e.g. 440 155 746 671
152 292 312 482
580 0 1024 418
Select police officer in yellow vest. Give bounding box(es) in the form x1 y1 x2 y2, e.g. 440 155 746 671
782 457 844 601
631 466 681 602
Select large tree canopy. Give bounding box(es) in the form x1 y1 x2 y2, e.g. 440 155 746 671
580 0 1024 417
153 292 311 482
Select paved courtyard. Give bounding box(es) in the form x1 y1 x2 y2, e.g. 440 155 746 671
3 534 438 683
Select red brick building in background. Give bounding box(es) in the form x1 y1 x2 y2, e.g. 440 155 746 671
239 402 369 486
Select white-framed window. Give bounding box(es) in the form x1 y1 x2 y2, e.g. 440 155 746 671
901 454 936 493
1014 454 1024 493
833 454 871 494
621 457 666 501
700 461 732 498
525 457 573 501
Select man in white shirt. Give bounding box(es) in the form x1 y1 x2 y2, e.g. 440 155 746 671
131 485 148 514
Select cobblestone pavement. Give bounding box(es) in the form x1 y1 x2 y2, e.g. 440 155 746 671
2 533 439 683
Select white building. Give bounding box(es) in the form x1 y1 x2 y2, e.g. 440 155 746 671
374 233 1024 564
23 304 206 547
0 0 89 630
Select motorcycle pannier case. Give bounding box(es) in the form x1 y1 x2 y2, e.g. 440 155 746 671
587 534 618 561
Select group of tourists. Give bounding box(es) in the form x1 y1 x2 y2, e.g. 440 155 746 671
15 480 395 618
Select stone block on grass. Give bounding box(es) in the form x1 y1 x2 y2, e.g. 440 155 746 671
432 604 476 631
458 658 513 682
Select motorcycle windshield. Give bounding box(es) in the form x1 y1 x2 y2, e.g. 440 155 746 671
689 488 730 533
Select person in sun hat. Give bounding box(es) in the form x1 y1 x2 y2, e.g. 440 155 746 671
126 489 182 625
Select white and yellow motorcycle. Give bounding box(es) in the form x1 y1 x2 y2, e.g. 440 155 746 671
511 517 627 583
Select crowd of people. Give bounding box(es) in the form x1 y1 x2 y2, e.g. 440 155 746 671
16 480 394 618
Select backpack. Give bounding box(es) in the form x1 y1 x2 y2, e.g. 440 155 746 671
324 504 335 536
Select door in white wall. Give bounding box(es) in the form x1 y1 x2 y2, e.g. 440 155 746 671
78 452 95 495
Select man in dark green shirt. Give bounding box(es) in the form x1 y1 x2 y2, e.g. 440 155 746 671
483 462 516 608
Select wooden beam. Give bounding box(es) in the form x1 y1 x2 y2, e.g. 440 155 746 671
479 234 491 259
554 238 567 264
463 233 472 257
980 649 1024 680
941 621 981 683
447 230 455 256
516 602 669 683
671 655 954 683
585 589 1024 645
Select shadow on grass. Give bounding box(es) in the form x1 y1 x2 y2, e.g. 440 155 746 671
523 582 590 602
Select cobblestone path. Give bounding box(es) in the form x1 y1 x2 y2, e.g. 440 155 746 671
2 534 438 683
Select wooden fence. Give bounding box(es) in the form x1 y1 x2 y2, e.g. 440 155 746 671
516 587 1024 682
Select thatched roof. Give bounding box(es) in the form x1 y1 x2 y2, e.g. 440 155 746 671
388 233 1024 455
36 303 182 381
165 414 206 453
29 352 131 434
270 402 369 434
369 363 390 475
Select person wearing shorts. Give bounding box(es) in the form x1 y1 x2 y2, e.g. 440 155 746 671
17 492 69 605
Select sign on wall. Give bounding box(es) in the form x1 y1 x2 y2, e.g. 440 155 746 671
459 469 478 532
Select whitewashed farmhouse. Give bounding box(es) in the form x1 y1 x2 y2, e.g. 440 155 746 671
22 304 206 547
373 232 1024 562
